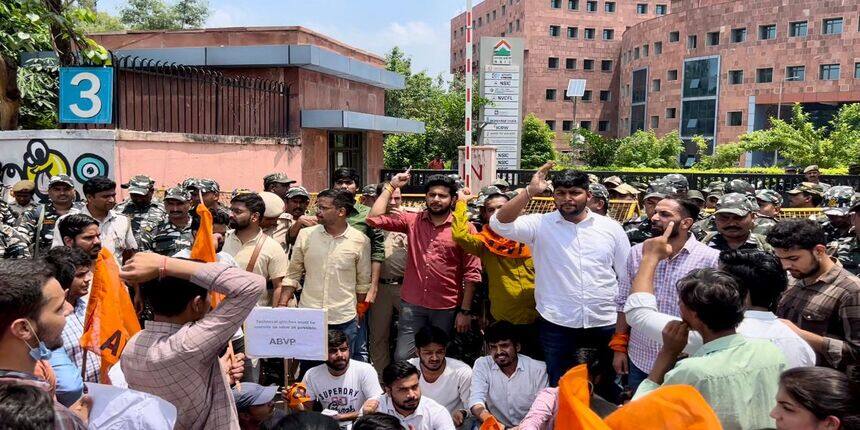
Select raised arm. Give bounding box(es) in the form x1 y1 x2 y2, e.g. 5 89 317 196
368 171 410 219
494 161 554 224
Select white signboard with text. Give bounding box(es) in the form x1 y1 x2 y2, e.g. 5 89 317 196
245 307 328 360
479 37 524 168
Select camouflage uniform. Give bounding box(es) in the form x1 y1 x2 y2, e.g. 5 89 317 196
138 187 193 256
702 193 773 252
802 165 831 192
115 175 166 243
17 176 83 255
0 224 31 259
588 183 609 216
624 179 676 244
819 186 856 242
702 230 773 253
0 200 16 227
830 235 860 276
691 215 716 240
662 173 689 194
753 189 782 236
196 178 231 220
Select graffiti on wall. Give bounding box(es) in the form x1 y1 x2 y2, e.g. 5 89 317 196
1 138 112 200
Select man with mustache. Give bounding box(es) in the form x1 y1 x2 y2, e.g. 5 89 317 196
469 321 547 428
301 330 383 428
19 175 81 256
407 326 472 428
58 214 102 261
701 193 772 252
115 175 166 244
373 361 456 430
767 219 860 376
138 187 194 256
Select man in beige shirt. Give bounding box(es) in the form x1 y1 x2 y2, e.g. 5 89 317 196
222 193 289 307
285 189 371 360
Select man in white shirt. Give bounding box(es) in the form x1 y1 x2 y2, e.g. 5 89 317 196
624 223 816 368
373 361 455 430
490 162 630 392
469 321 548 428
407 326 472 428
302 330 383 428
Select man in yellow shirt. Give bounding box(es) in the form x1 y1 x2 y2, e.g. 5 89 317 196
451 187 539 358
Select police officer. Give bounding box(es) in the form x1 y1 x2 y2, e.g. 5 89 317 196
0 223 31 259
138 187 194 256
624 179 676 245
753 189 782 236
8 180 37 223
693 179 758 240
115 175 166 243
662 173 689 195
701 193 772 252
787 182 825 209
18 175 82 255
703 180 725 209
687 190 707 214
602 175 623 190
196 178 230 219
802 165 831 191
263 173 297 201
587 183 609 216
819 186 855 242
829 195 859 276
492 178 511 193
360 184 379 208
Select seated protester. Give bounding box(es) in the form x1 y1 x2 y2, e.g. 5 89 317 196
469 321 548 428
0 259 88 429
0 383 57 430
770 367 860 430
302 330 383 428
119 253 265 430
624 232 816 368
372 361 455 430
234 382 286 430
406 326 472 427
631 231 787 429
353 412 406 430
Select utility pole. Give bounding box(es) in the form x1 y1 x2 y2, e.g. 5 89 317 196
464 0 474 190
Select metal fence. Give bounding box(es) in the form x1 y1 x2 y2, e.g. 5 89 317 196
63 54 290 137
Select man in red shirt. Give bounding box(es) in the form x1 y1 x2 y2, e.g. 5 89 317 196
368 173 482 361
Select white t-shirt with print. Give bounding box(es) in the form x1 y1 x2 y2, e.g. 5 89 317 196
303 359 383 426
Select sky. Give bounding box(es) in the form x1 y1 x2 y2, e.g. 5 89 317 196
98 0 469 78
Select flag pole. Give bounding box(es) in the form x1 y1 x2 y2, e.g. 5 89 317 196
464 0 474 191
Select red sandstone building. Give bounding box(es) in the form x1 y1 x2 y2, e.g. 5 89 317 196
452 0 860 165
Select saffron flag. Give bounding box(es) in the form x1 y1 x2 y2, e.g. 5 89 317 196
189 204 221 307
80 248 141 382
604 385 722 430
556 364 610 430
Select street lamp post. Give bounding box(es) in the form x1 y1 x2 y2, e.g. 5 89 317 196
773 74 802 165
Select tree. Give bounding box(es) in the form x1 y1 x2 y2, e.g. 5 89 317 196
119 0 208 31
612 130 684 168
172 0 209 29
520 114 557 168
569 128 617 167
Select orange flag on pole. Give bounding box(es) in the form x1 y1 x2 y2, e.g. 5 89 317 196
190 203 221 307
80 248 141 382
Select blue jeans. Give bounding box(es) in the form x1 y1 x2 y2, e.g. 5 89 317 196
353 317 370 362
627 359 649 394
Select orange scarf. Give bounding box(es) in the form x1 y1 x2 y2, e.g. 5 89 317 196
478 227 531 259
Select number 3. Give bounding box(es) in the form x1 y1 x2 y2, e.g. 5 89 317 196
69 72 102 118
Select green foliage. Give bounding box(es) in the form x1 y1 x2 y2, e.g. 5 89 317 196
520 114 557 169
612 130 685 168
79 10 124 33
17 58 58 129
119 0 209 30
569 128 617 167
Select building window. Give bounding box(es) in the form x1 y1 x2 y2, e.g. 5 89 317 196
492 10 496 20
582 90 593 101
546 120 556 130
584 59 594 70
786 65 805 81
643 44 649 57
502 5 506 14
654 41 663 55
759 24 776 40
603 29 615 40
509 22 513 33
631 68 648 133
568 0 579 10
855 62 860 79
820 63 840 80
478 17 482 26
687 35 697 49
601 59 613 71
516 19 520 31
706 31 720 46
599 90 611 101
668 69 678 80
598 120 609 131
655 4 667 15
586 1 597 12
566 58 577 69
681 57 720 147
669 31 680 42
567 26 578 38
605 2 615 12
550 0 561 8
727 111 743 126
562 120 573 131
636 3 647 14
548 57 559 69
580 120 592 130
823 18 843 35
666 107 677 118
789 21 808 37
652 79 661 91
550 25 561 36
546 89 557 100
757 67 773 83
731 28 747 43
584 28 595 39
650 116 660 128
728 70 743 84
633 47 640 59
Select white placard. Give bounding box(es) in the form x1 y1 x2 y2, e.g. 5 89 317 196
484 108 519 117
483 72 520 81
487 94 519 102
484 123 520 131
487 101 519 109
485 87 519 95
484 79 520 88
485 64 519 72
245 307 328 360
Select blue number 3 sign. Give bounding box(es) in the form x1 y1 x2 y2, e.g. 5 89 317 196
59 67 113 124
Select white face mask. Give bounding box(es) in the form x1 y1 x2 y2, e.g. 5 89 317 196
21 320 52 361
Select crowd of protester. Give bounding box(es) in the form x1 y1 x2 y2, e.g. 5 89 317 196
0 162 858 430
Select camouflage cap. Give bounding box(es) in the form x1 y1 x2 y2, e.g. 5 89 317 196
662 174 689 191
687 190 705 202
589 183 609 200
802 165 820 174
787 181 824 196
587 173 600 184
850 193 860 213
122 175 155 195
181 178 199 190
755 189 783 207
49 175 75 188
822 185 856 216
714 193 755 216
163 186 189 202
480 185 503 196
704 181 725 194
629 182 649 194
285 186 310 199
492 177 510 187
196 178 220 193
263 172 297 186
724 179 755 196
602 175 623 187
644 178 677 200
612 183 640 196
361 184 378 197
231 188 254 198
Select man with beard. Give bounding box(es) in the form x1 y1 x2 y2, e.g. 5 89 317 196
285 186 315 251
469 321 547 428
115 175 166 244
613 197 719 393
702 193 772 252
787 182 825 209
368 173 482 361
302 330 383 428
0 258 89 429
58 214 102 261
406 326 472 428
753 189 782 236
9 179 37 222
830 195 860 276
223 192 289 307
262 172 296 201
374 361 455 430
174 208 237 266
490 163 630 392
19 175 81 256
623 179 676 245
767 219 860 376
802 165 831 191
138 187 194 256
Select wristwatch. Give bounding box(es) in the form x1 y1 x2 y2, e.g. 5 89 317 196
457 307 473 316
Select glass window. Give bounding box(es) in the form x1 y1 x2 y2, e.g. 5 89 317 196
669 31 680 42
820 63 840 80
580 121 592 130
728 70 744 84
652 79 661 92
585 28 595 39
789 21 808 37
509 22 513 33
634 47 640 59
650 116 660 128
655 4 667 15
584 59 595 70
550 25 561 36
603 29 615 40
516 19 520 31
759 24 776 40
546 120 556 130
786 65 805 81
688 35 697 49
855 62 860 79
654 41 663 55
631 104 646 133
605 2 615 12
727 111 743 126
551 0 561 8
566 58 577 69
632 68 648 103
823 18 843 34
568 0 579 9
586 1 597 12
636 3 647 14
681 99 716 137
707 31 720 46
478 17 482 26
668 69 678 80
598 120 609 131
683 57 719 98
548 57 559 69
562 120 573 131
666 107 677 118
601 59 613 71
582 90 593 101
757 67 773 83
546 89 557 100
567 26 578 38
643 44 649 57
731 28 747 43
599 90 611 101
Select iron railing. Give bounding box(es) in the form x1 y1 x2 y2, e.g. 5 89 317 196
63 53 290 137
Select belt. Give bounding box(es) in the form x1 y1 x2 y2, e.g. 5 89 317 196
380 278 403 285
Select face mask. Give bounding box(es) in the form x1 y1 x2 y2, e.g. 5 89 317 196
21 320 52 361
